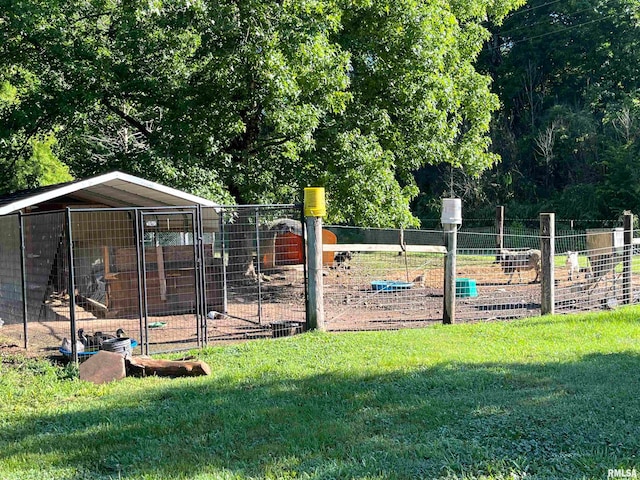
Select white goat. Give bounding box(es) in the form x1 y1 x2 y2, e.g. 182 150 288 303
496 248 541 284
566 251 580 281
565 251 592 281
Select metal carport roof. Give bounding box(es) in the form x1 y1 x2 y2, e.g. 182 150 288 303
0 171 218 215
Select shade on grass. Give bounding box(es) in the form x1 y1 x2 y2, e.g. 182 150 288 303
1 308 640 479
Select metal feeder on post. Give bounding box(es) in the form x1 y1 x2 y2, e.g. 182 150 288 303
441 198 462 324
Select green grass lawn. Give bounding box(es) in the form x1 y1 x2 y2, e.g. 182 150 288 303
2 309 640 480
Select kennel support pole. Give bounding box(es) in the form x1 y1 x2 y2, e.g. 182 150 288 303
255 208 263 324
66 208 79 363
18 213 28 349
305 188 326 331
197 205 208 346
442 199 462 325
540 213 555 315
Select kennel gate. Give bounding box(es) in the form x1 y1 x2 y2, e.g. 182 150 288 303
138 209 204 354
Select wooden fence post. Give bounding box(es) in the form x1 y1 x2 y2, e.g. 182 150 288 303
441 198 462 325
540 213 555 315
623 212 633 305
305 188 326 331
443 223 458 325
496 206 504 251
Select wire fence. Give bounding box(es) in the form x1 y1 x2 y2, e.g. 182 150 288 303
323 248 445 331
2 210 638 356
322 221 638 330
0 214 23 334
455 248 541 322
209 205 306 343
0 205 306 358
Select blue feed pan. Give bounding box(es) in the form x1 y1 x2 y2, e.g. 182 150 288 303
59 339 138 357
371 280 413 292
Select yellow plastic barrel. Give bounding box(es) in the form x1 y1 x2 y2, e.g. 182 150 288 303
304 187 326 217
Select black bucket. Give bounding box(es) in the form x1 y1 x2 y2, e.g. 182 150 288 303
271 321 302 338
101 337 132 357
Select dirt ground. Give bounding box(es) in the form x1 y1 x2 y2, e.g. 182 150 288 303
0 264 307 359
322 261 637 330
323 262 540 328
2 261 636 360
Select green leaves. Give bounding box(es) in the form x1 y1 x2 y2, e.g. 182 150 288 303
0 0 522 225
453 0 640 220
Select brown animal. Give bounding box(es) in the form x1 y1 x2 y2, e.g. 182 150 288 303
496 248 541 284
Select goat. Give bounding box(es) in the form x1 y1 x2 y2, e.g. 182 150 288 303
566 251 592 281
566 251 579 281
495 248 541 284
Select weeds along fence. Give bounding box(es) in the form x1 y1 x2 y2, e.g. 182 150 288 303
0 205 306 358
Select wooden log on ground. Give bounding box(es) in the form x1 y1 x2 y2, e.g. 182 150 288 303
126 356 211 377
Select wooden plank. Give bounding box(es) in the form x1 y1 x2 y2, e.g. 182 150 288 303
623 213 633 305
540 213 555 315
322 243 446 254
496 206 504 251
82 296 108 315
156 246 167 301
443 224 457 325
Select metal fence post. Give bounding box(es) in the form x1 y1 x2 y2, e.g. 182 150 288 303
197 205 208 346
136 210 151 355
65 208 79 363
623 212 633 305
219 211 228 315
18 213 28 349
192 207 205 346
254 208 263 324
540 213 555 315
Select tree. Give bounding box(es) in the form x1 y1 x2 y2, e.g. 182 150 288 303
462 0 640 221
0 0 524 226
0 73 72 193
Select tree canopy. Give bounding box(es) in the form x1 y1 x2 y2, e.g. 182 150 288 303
0 0 523 226
445 0 640 222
